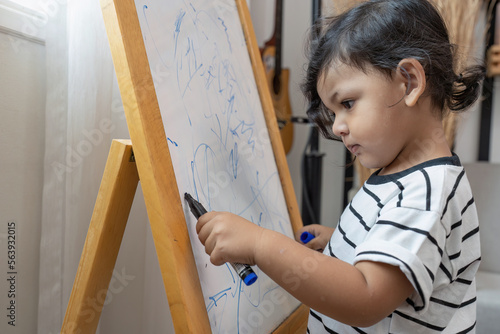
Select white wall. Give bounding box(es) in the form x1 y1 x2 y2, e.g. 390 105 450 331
453 4 500 165
488 78 500 162
454 5 487 163
0 1 46 333
4 0 41 11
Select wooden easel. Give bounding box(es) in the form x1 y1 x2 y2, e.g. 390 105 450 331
60 139 309 333
61 139 141 333
61 0 309 332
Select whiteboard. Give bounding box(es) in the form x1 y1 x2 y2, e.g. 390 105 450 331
135 0 301 332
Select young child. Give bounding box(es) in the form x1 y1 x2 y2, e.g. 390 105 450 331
196 0 483 332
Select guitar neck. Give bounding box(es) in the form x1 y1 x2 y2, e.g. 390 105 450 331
274 0 283 76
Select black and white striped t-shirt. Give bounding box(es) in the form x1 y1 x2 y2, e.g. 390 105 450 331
308 155 481 333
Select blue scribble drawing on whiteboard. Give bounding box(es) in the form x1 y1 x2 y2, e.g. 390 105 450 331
135 0 300 332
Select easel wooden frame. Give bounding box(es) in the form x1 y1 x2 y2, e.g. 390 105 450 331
61 0 309 333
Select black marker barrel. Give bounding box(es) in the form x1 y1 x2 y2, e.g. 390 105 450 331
184 193 257 286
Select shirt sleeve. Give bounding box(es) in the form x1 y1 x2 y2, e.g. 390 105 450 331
352 207 446 313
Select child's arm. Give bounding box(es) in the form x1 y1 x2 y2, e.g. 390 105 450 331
197 211 414 327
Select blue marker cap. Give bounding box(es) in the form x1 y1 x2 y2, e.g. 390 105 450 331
232 263 258 286
243 272 258 286
300 231 315 244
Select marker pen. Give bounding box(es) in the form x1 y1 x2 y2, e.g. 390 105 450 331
184 193 258 286
300 231 315 244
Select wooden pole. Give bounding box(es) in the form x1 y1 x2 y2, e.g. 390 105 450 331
61 140 139 333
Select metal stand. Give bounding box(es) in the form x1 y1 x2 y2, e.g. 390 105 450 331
301 126 324 225
300 0 324 225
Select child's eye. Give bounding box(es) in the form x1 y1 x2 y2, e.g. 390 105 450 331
328 112 335 123
341 100 354 109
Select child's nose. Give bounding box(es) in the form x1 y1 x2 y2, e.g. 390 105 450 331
332 117 349 137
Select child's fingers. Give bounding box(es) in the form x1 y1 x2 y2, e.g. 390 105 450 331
204 233 225 265
295 224 321 242
195 211 216 234
208 244 228 266
195 211 262 266
195 211 219 248
200 229 227 266
295 224 334 252
195 212 226 265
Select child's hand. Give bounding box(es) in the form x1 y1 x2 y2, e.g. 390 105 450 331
296 224 334 252
196 211 263 266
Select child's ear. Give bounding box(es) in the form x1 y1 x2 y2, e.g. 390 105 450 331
397 58 426 107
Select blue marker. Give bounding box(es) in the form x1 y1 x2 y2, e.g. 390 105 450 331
300 231 315 244
184 193 258 286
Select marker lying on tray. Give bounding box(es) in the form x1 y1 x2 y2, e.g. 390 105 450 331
184 193 258 286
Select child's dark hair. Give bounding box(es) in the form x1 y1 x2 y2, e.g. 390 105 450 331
302 0 486 140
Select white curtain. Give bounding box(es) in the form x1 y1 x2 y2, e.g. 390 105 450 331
37 0 173 333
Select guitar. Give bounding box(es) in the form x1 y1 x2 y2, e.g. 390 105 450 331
261 0 294 154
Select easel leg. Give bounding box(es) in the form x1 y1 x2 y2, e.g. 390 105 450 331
61 139 139 334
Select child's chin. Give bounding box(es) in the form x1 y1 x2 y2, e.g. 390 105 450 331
357 157 379 170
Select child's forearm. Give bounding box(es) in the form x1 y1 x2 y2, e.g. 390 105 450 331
195 211 413 326
254 228 412 327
